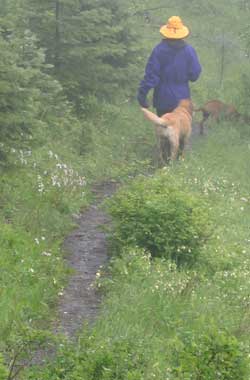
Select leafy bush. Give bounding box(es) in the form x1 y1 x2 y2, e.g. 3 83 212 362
172 330 249 380
106 173 213 266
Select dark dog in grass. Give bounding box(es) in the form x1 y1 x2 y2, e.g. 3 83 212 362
195 99 240 135
141 99 193 164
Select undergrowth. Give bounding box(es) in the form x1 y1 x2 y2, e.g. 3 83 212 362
25 118 250 379
105 173 213 267
0 101 154 377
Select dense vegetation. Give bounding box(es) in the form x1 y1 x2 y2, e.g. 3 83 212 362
1 0 250 379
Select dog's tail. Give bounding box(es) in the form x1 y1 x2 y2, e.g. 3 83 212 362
141 108 167 126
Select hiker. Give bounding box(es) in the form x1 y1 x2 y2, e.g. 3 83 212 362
137 16 202 116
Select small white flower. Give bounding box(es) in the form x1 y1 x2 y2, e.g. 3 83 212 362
241 197 248 202
41 251 51 257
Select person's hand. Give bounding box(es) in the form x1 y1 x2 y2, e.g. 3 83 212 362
137 93 149 108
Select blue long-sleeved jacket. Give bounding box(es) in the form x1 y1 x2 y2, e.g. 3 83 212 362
137 39 202 111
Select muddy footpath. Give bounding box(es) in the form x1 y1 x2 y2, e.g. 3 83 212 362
54 181 118 339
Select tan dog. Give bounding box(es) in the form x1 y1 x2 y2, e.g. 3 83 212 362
195 100 240 135
142 99 193 164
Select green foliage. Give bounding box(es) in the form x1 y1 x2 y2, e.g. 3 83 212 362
106 173 212 266
0 101 153 378
32 119 250 380
0 32 39 146
24 247 250 380
26 335 147 380
69 99 154 181
2 1 250 380
22 0 143 101
0 132 90 374
0 22 75 160
173 331 248 380
0 355 7 380
2 327 57 380
0 221 62 333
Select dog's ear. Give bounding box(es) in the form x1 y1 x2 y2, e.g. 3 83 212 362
141 108 167 126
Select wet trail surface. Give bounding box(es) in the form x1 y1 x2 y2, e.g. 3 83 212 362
54 181 118 339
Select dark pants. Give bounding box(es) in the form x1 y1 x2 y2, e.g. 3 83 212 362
156 107 175 117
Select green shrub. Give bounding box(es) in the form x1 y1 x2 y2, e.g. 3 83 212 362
172 330 249 380
106 173 212 266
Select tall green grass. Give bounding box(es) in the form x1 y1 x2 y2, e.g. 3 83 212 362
26 118 250 379
0 102 154 376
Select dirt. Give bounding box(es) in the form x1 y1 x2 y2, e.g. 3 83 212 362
54 181 118 339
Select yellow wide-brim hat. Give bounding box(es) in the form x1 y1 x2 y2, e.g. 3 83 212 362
160 16 189 39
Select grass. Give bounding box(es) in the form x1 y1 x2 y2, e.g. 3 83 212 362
2 98 250 379
0 101 155 376
24 116 250 379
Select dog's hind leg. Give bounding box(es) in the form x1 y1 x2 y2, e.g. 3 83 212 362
178 135 190 160
168 131 179 161
170 143 179 161
178 138 185 160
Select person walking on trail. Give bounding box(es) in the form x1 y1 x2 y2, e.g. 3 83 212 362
137 16 202 116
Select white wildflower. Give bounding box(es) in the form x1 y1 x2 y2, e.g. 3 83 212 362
41 251 51 257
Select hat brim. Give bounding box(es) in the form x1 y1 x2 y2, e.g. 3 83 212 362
160 25 189 39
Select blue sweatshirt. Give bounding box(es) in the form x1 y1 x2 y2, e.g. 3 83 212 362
137 39 202 111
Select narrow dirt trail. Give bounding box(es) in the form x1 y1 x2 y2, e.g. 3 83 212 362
54 181 118 339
